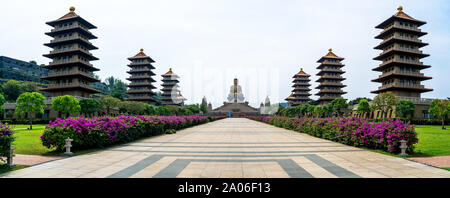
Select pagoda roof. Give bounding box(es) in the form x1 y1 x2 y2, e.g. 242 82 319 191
317 49 344 63
293 68 310 78
285 93 296 101
375 6 426 29
128 49 155 62
162 68 180 78
46 7 97 29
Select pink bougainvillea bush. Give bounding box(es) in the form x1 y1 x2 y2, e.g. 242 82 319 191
248 116 418 153
41 115 224 151
0 123 14 160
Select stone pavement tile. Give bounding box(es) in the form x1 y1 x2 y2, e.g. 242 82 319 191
130 157 178 178
408 156 450 168
291 157 337 178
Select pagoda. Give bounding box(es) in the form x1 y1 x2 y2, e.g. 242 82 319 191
285 68 311 106
161 68 185 106
41 7 101 97
371 6 432 98
125 49 156 103
315 49 347 105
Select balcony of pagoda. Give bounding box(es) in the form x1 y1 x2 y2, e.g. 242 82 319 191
127 61 155 66
41 83 100 93
315 75 345 81
372 82 433 93
376 23 426 39
126 75 155 81
45 35 97 50
44 47 98 61
316 69 345 75
126 69 155 75
316 89 347 95
316 62 344 69
374 35 428 50
127 96 155 101
46 59 98 71
374 47 428 61
373 57 431 71
292 87 311 91
396 96 434 105
317 96 337 101
126 89 154 94
46 24 96 39
41 71 99 82
372 70 431 82
316 82 345 88
128 82 156 87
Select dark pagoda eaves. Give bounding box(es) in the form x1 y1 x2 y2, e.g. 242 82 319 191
374 26 427 40
373 49 429 61
46 13 97 29
375 13 426 29
374 37 428 50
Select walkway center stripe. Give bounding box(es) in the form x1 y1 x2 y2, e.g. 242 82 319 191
305 155 361 178
107 155 164 178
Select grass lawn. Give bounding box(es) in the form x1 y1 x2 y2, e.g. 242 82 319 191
413 125 450 157
9 124 57 156
0 163 29 175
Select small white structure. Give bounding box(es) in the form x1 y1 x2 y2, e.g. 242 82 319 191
64 137 74 155
399 140 408 156
7 146 16 168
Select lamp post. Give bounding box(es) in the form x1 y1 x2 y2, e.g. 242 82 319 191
399 140 408 156
64 137 74 155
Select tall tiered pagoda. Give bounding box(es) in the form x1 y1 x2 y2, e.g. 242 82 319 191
315 49 346 105
41 7 101 97
161 68 185 106
371 6 432 98
126 49 156 103
285 68 311 106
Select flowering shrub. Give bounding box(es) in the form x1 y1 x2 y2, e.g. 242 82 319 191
41 115 224 151
248 116 418 153
0 123 15 161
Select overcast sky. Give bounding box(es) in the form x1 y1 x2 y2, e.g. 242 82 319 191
1 0 449 108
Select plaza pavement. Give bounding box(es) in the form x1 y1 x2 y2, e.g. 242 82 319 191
1 118 449 178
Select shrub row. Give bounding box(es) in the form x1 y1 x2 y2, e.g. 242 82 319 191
0 124 14 161
41 115 225 151
247 116 418 153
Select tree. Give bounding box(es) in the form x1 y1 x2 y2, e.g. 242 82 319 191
395 100 416 119
118 101 146 115
79 98 102 117
314 106 324 118
22 82 39 93
2 80 24 102
200 103 208 113
155 106 171 115
330 97 348 116
185 104 201 114
99 96 121 115
104 76 128 100
0 93 4 115
429 99 450 129
51 95 81 118
349 97 372 106
15 92 46 129
371 92 398 119
356 99 371 118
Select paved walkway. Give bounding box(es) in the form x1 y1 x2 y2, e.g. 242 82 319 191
0 154 64 166
409 156 450 168
1 118 449 178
